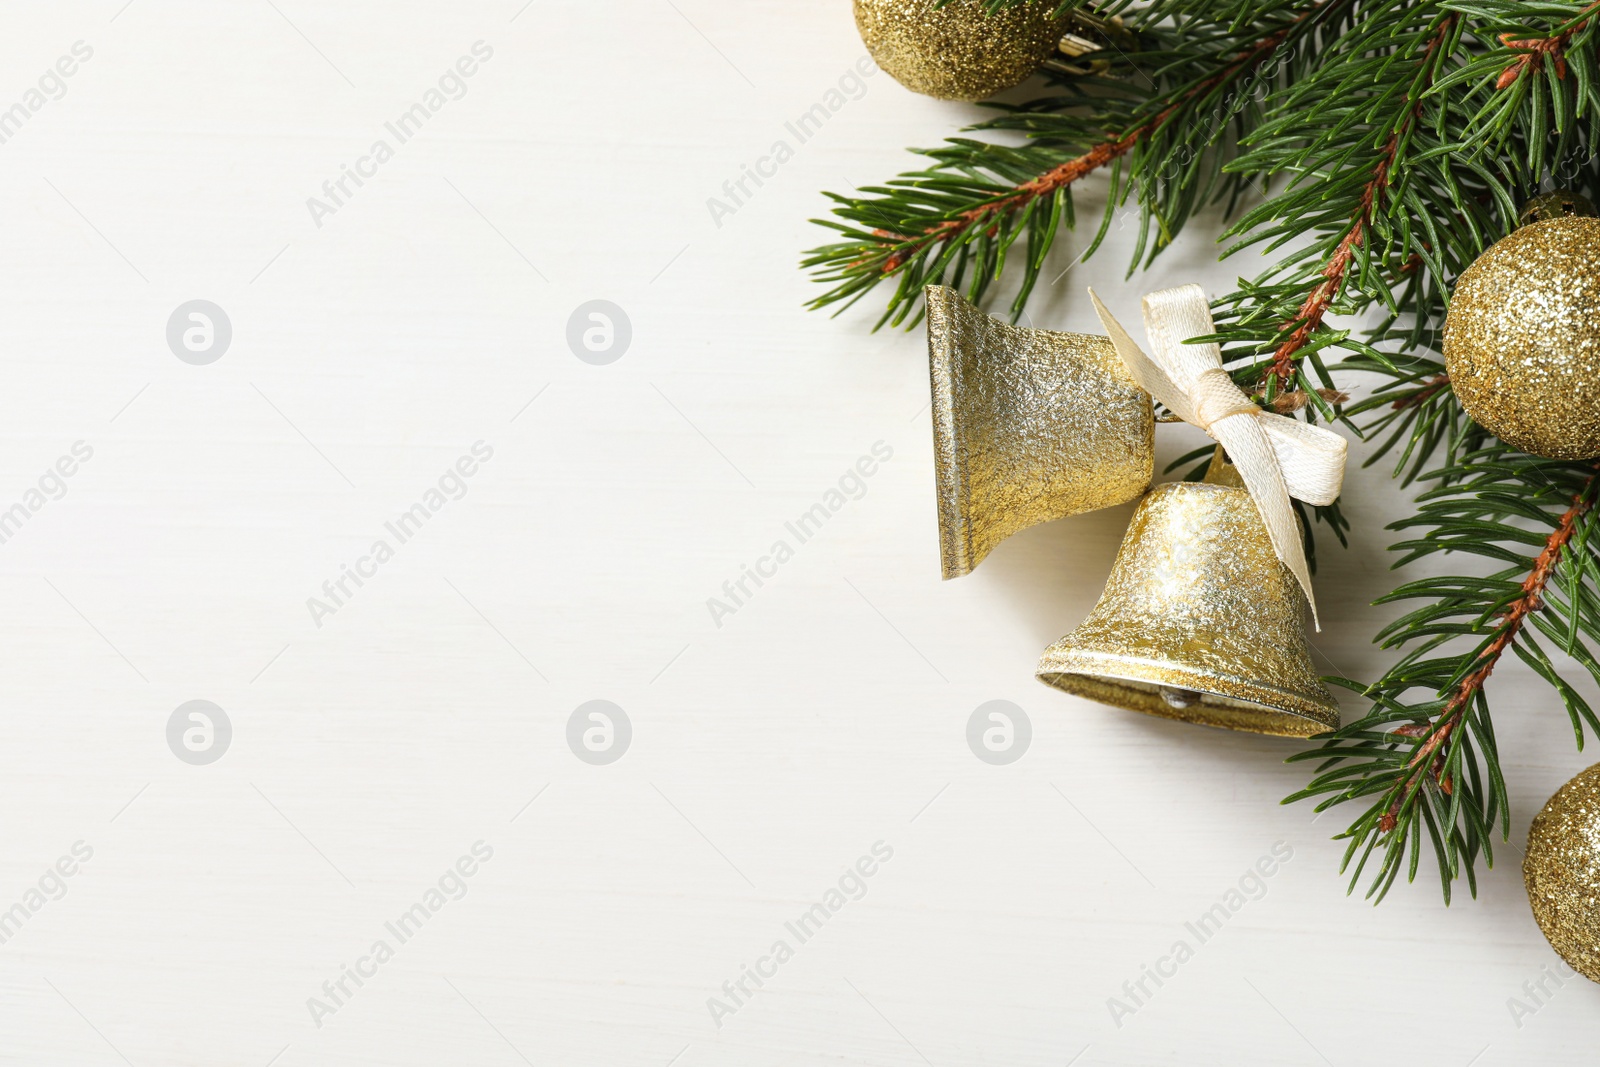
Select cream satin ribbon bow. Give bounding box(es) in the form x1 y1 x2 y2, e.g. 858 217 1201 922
1088 284 1347 628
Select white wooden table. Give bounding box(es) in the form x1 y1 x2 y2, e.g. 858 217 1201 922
0 2 1593 1064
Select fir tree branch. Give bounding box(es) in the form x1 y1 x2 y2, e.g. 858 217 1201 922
1376 465 1599 833
878 10 1321 271
1494 0 1600 88
1259 15 1457 392
1338 349 1480 486
873 133 1138 274
803 1 1347 326
1287 451 1600 903
1271 11 1600 902
1208 5 1477 415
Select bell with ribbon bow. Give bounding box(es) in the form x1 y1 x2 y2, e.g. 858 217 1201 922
1034 285 1348 738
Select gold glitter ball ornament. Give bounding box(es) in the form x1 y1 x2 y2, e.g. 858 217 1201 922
1525 763 1600 982
854 0 1073 101
1036 450 1340 738
1443 210 1600 460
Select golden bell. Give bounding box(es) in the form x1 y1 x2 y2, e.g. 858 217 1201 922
928 285 1154 579
1035 451 1340 737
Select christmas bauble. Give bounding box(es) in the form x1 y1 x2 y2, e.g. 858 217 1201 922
1526 763 1600 982
1443 207 1600 459
854 0 1071 101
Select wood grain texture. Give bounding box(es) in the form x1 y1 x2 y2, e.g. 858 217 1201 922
0 2 1595 1064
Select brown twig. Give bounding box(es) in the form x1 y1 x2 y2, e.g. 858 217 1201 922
1496 0 1600 88
1377 465 1600 833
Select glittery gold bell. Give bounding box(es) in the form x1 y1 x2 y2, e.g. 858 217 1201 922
928 285 1153 579
854 0 1132 101
1444 193 1600 459
1525 762 1600 982
1035 451 1340 737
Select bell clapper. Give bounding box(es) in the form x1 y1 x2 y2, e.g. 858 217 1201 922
1159 686 1203 709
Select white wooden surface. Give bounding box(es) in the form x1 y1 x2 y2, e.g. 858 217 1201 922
0 2 1595 1064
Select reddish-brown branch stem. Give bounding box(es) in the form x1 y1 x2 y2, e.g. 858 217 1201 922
878 7 1330 273
1378 466 1600 833
882 132 1142 269
1263 16 1455 391
1496 0 1600 88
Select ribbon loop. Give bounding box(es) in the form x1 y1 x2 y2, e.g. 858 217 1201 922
1087 286 1348 629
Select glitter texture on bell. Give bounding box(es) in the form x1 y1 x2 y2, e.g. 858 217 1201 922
1035 451 1340 737
854 0 1074 101
927 285 1154 579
